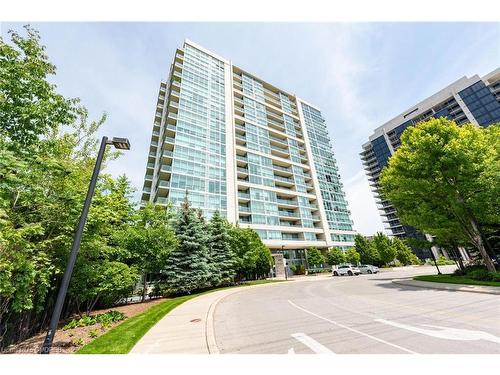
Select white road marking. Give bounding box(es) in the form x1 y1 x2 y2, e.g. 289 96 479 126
291 333 335 354
375 319 500 344
288 300 418 354
288 347 295 354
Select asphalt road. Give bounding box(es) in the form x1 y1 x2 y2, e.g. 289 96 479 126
213 266 500 354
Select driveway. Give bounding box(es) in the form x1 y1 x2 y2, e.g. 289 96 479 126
213 266 500 354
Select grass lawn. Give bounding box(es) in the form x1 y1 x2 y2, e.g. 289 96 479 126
77 279 283 354
414 274 500 287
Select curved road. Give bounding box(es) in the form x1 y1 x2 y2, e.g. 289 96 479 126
213 266 500 354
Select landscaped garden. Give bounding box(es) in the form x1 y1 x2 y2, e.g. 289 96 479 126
414 265 500 287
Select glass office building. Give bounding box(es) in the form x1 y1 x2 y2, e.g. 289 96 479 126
142 40 356 262
361 68 500 255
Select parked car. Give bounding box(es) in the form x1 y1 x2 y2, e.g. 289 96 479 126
358 264 379 274
332 265 361 276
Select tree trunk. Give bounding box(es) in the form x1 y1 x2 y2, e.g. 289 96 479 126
429 250 441 275
142 273 148 302
468 217 496 272
453 246 465 271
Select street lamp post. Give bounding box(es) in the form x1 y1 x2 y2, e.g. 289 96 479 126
40 136 130 354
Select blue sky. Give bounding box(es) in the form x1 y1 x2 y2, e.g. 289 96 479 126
2 22 499 235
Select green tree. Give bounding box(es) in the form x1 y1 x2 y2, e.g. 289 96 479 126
68 175 140 312
345 248 361 265
326 247 345 265
0 26 77 149
306 247 325 268
0 26 137 347
163 195 211 295
354 234 381 265
69 261 138 314
117 203 177 301
392 238 419 266
380 118 498 271
373 232 396 266
228 226 272 280
207 211 236 287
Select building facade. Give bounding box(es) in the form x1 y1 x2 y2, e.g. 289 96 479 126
361 68 500 253
141 40 356 264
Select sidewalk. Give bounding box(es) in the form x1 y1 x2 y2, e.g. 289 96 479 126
131 281 291 354
392 278 500 295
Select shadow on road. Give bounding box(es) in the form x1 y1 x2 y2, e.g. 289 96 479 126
372 280 472 294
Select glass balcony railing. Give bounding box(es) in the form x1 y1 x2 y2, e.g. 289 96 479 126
164 137 175 144
277 198 296 205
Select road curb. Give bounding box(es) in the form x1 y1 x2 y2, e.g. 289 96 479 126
392 279 500 295
205 281 294 354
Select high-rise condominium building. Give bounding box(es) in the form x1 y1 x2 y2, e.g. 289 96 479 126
141 40 355 264
361 68 500 253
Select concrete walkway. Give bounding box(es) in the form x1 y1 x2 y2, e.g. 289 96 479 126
392 278 500 295
130 281 292 354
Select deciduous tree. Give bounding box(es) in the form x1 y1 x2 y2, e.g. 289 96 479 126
326 247 345 265
380 118 499 271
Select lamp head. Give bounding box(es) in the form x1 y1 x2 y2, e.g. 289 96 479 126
110 137 131 150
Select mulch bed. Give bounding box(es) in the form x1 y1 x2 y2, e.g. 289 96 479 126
2 298 167 354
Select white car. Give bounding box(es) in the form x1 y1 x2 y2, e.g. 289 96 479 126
332 265 361 276
358 264 379 274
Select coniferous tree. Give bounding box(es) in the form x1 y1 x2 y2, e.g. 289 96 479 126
207 211 236 287
163 195 211 295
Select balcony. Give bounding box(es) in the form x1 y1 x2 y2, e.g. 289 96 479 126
270 145 289 157
165 125 176 135
279 222 302 227
158 180 170 189
274 175 294 185
237 166 248 175
238 206 251 213
279 211 299 218
277 198 297 207
235 123 246 133
156 197 169 205
164 136 175 144
160 165 172 173
273 164 291 173
167 112 177 124
238 191 250 200
235 134 246 145
236 155 248 164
